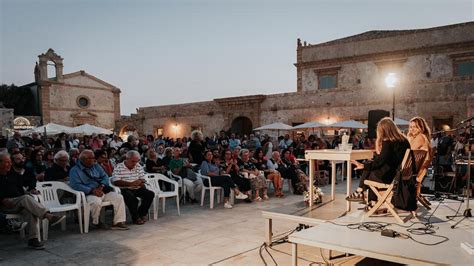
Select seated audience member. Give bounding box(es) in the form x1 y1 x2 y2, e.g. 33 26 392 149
6 132 25 152
10 152 39 194
0 152 65 249
279 134 293 150
69 150 128 230
169 147 202 203
217 131 229 150
30 132 44 150
112 151 155 225
108 135 123 150
69 135 80 149
347 118 410 206
201 150 248 208
268 150 301 194
25 149 46 181
282 148 308 184
69 148 80 168
44 150 70 182
253 148 283 197
43 150 55 169
121 135 138 151
155 144 165 159
54 133 70 151
239 149 268 201
228 133 241 151
262 137 274 161
188 131 205 165
264 151 285 197
95 150 114 177
220 149 252 199
89 134 103 151
232 146 241 162
145 149 167 174
161 147 173 167
107 147 118 167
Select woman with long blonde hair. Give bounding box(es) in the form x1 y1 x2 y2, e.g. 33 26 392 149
407 117 433 195
347 118 410 204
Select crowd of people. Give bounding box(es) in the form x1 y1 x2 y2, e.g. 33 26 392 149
1 116 471 250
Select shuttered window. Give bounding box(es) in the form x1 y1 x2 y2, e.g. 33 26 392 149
319 74 337 89
455 61 474 76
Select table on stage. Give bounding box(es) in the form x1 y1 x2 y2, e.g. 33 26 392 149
288 199 473 266
304 149 374 211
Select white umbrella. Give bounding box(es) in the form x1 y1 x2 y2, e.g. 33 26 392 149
68 124 113 135
292 121 327 129
254 122 294 131
394 118 410 127
254 122 293 137
22 123 73 136
293 121 327 135
329 120 368 129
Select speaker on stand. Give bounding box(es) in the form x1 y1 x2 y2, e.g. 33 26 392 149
368 110 390 139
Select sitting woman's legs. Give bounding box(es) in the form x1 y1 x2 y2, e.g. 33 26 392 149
267 172 283 196
210 175 240 203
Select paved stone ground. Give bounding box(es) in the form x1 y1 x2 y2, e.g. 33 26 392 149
0 178 400 265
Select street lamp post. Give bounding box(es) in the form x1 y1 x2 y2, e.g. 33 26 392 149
385 73 397 120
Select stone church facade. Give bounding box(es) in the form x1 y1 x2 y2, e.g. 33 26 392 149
20 49 121 130
121 22 474 138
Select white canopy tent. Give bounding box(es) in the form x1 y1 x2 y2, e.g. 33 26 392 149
329 120 368 129
21 123 73 136
68 124 113 135
254 122 294 137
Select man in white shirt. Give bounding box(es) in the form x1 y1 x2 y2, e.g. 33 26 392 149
112 150 154 225
109 135 123 150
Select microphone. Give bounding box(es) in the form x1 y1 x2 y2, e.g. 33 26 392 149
457 116 474 125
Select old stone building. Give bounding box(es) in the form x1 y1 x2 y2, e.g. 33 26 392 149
120 22 474 138
20 49 121 130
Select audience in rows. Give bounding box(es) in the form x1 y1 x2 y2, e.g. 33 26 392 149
2 116 459 249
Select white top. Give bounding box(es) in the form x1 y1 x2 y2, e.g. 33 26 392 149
266 158 279 170
111 162 146 183
109 140 123 149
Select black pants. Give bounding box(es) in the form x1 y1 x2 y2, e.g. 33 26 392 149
121 187 155 221
203 175 236 197
281 169 299 192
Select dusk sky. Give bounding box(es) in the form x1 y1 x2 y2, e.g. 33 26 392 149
1 0 473 115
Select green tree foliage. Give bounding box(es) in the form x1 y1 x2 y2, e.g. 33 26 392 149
0 84 38 115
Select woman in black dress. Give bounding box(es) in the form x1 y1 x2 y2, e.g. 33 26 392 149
347 118 410 204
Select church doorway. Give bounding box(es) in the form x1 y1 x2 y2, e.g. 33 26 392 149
231 116 253 136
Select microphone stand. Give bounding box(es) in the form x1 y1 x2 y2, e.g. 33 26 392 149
447 120 472 229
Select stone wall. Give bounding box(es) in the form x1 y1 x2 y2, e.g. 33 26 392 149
124 22 474 138
0 108 14 135
41 72 119 129
136 101 224 137
300 23 474 63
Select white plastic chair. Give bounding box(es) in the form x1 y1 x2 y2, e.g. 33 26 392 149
167 170 186 204
82 181 119 233
36 181 84 240
145 174 180 220
198 171 223 209
284 178 293 193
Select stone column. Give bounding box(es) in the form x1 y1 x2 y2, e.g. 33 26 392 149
55 63 64 82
